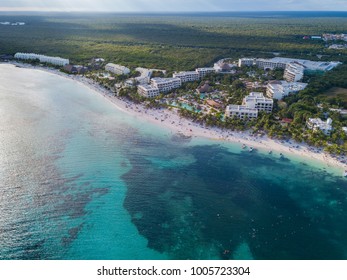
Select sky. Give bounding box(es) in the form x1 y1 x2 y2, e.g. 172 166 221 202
0 0 346 12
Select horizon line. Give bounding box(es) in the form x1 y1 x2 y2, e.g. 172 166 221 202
1 10 347 13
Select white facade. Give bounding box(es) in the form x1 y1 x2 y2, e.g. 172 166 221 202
307 118 333 135
137 84 160 98
238 58 255 67
151 77 181 93
256 59 287 70
105 63 130 75
266 81 308 100
284 62 305 82
195 68 215 78
14 52 69 66
225 105 258 120
243 92 273 113
239 57 341 72
173 71 199 83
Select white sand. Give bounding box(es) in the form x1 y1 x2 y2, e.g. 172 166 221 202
6 62 347 173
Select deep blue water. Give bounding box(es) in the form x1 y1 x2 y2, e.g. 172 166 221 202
0 64 347 260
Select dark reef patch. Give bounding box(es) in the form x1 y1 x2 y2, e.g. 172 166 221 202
122 139 347 259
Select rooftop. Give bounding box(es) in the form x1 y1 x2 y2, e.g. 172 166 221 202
151 77 181 83
138 84 158 90
265 57 341 71
268 80 308 91
227 105 258 112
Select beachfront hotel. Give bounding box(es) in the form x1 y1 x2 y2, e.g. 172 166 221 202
243 92 273 113
266 80 308 100
173 71 200 83
137 77 181 97
307 118 333 135
14 52 69 66
105 63 130 75
225 105 258 120
150 77 181 93
137 84 160 98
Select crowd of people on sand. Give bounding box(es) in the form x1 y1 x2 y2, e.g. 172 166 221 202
7 62 347 173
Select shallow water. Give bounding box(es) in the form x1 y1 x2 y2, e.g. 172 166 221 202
0 64 346 260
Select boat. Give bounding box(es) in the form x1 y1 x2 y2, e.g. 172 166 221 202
242 144 246 149
268 150 272 154
343 170 347 177
249 147 253 152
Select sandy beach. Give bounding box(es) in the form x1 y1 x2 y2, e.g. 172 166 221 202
6 62 347 172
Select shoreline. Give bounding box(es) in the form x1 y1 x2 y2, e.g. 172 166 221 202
3 62 347 173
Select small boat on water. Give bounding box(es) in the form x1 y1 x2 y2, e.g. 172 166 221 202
343 170 347 177
242 144 246 149
268 150 272 154
249 147 253 152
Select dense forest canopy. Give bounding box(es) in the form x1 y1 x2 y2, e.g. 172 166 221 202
1 12 347 70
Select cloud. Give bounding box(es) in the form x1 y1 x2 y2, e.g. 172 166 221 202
0 0 346 12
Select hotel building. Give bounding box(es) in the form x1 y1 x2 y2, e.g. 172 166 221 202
225 105 258 120
105 63 130 75
238 58 256 67
239 57 341 72
256 58 287 70
173 71 200 83
150 77 182 93
14 52 69 66
137 84 160 98
284 62 305 82
266 80 308 100
243 92 273 113
195 68 215 78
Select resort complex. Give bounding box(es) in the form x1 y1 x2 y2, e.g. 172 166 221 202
9 51 347 158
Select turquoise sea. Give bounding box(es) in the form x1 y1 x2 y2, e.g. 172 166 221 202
0 64 346 260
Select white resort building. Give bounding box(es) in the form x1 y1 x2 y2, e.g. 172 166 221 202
284 62 305 82
137 77 182 97
225 105 258 120
239 57 340 73
151 77 181 93
266 80 308 100
137 84 160 98
238 58 256 67
307 118 333 135
256 58 287 70
243 92 273 113
173 71 200 83
14 52 69 66
105 63 130 75
195 68 215 78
